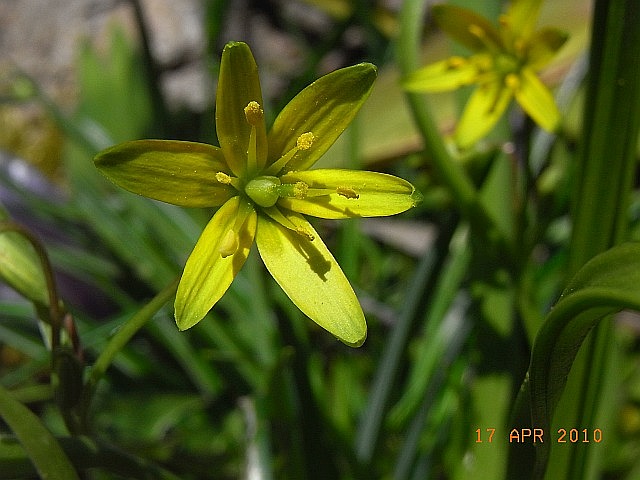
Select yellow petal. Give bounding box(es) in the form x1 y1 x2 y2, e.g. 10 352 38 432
175 197 257 330
278 169 422 219
433 4 504 53
94 140 236 207
512 68 561 132
403 57 481 93
216 42 267 177
256 213 366 347
454 80 513 148
503 0 543 40
525 28 569 70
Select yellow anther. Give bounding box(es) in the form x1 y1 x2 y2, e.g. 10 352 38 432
505 73 520 90
447 56 467 69
216 172 232 184
244 101 263 126
468 24 487 40
498 14 509 28
219 230 239 258
296 132 315 150
293 181 309 198
296 227 315 241
336 186 359 199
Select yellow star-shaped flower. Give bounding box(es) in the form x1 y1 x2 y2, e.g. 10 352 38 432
94 41 421 347
404 0 568 148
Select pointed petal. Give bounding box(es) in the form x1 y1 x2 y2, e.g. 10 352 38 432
216 42 267 177
267 63 377 172
513 68 561 132
503 0 542 40
403 56 481 93
175 197 256 330
432 5 504 53
525 28 569 70
94 140 236 207
278 169 422 219
256 213 366 346
454 81 513 148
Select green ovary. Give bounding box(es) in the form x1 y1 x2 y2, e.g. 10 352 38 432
245 176 281 208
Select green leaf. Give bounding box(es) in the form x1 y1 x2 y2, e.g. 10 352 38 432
175 197 257 330
94 140 236 207
255 213 366 346
454 80 512 148
432 5 504 53
216 41 267 177
527 243 640 477
278 169 422 219
267 63 377 172
0 383 80 480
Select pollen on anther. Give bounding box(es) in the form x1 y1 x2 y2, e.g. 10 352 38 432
244 101 263 126
447 56 467 69
215 172 232 184
219 230 239 258
293 181 308 198
505 73 520 90
296 132 315 150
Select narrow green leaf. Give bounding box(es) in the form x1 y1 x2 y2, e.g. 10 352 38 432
0 384 80 480
526 243 640 477
278 169 422 219
255 213 366 347
267 63 377 172
94 140 235 207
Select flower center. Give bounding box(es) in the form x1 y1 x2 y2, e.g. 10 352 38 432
244 176 281 208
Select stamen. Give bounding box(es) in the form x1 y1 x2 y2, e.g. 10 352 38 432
468 24 501 53
336 186 359 199
296 132 315 150
219 230 239 258
215 171 241 190
216 172 232 184
505 73 520 90
218 200 255 258
244 101 263 126
263 206 315 240
447 56 467 69
293 182 308 199
264 132 315 176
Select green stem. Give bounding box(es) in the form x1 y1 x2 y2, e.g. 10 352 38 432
396 0 478 217
396 0 513 265
81 276 180 420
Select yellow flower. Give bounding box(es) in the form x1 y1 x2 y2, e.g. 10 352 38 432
94 41 421 347
404 0 568 148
